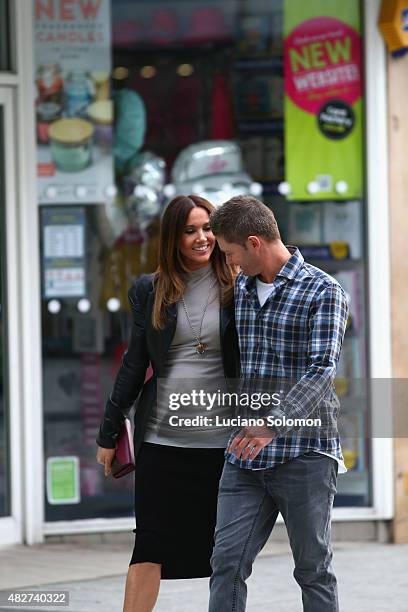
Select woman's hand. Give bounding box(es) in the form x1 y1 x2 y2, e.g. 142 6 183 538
96 445 116 476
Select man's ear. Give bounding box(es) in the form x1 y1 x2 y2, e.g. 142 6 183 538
247 235 261 250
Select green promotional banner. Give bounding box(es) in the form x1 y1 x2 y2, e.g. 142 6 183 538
284 0 363 200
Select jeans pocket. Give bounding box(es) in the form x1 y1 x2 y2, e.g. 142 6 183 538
302 451 326 459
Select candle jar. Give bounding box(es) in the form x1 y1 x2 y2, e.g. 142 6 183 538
91 70 110 101
36 64 63 105
65 70 94 117
37 102 62 144
87 100 113 151
49 118 94 172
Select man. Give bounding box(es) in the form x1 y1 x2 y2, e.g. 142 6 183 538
208 195 349 612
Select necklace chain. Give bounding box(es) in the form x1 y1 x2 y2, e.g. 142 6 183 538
181 276 217 355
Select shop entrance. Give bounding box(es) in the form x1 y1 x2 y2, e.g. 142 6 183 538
0 88 23 546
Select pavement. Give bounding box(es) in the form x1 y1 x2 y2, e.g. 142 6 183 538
0 539 407 611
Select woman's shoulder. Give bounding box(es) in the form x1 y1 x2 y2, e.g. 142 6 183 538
128 274 155 306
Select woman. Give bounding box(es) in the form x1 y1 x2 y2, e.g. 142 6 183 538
96 195 239 612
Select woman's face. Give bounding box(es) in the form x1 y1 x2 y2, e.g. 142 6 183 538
178 207 216 271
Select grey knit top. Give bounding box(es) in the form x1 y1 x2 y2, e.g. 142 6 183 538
144 264 232 448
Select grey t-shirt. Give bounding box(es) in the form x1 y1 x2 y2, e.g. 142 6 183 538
144 265 232 448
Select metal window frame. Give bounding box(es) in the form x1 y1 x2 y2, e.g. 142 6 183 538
0 88 24 546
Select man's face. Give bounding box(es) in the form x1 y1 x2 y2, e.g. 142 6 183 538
216 236 262 276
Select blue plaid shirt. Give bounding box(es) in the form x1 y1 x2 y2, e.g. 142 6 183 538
226 246 349 470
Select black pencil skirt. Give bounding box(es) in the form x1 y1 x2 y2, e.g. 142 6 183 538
129 442 225 579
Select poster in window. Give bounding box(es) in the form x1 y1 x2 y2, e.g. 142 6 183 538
34 0 113 204
42 206 86 298
283 0 363 200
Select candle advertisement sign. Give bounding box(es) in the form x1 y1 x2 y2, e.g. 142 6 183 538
34 0 113 204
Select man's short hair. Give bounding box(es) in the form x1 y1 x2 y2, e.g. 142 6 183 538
210 195 281 245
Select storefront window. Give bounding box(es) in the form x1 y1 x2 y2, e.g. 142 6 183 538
35 0 370 521
0 108 10 517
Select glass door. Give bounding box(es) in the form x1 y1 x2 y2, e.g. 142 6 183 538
0 88 22 546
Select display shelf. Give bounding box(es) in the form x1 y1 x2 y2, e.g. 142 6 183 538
237 119 283 135
307 258 364 271
113 39 235 56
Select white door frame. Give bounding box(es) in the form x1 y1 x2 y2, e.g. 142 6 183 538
0 87 23 546
363 0 393 521
15 0 44 545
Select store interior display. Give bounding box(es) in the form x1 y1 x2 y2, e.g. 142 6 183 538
210 73 234 139
169 140 257 206
113 87 146 174
38 0 371 520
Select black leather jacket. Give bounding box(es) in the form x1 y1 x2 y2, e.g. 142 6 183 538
96 274 240 461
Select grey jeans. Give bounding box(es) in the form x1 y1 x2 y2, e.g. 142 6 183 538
209 452 339 612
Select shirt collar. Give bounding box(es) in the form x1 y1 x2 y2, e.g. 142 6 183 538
241 245 304 292
275 245 304 280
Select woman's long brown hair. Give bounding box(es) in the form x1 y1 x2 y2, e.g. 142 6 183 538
152 195 236 329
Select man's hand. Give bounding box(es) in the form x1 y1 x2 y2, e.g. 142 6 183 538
228 425 274 460
96 445 116 476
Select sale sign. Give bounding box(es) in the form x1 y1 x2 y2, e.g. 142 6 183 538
284 1 363 200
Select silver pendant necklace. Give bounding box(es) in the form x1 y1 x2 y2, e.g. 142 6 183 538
181 276 217 355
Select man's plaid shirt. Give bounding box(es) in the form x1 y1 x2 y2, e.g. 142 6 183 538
226 246 349 470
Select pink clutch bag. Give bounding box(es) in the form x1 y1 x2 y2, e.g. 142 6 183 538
112 418 135 479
